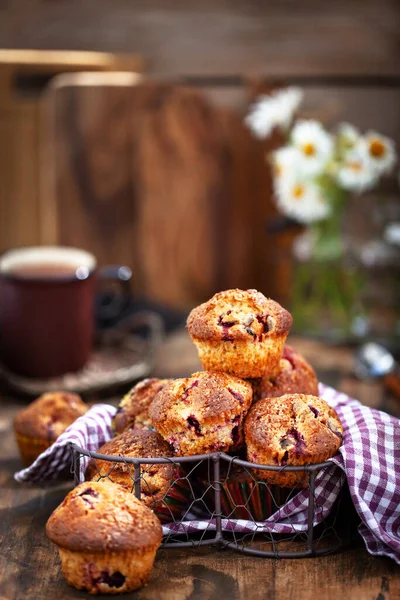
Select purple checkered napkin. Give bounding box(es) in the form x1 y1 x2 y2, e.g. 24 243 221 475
13 385 400 564
14 404 115 483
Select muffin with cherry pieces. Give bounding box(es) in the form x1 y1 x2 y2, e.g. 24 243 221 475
148 371 253 455
113 378 173 434
245 394 343 487
187 289 292 379
251 346 318 402
46 480 162 595
86 429 189 523
14 392 87 466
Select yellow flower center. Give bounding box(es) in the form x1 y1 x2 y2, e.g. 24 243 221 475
369 139 386 159
302 143 316 157
292 184 305 199
348 160 362 172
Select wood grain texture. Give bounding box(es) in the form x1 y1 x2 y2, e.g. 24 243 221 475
41 78 272 308
0 0 399 77
1 337 400 600
0 51 143 255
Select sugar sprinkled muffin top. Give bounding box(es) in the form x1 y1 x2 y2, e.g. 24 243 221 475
14 392 87 441
85 429 176 499
113 378 172 434
148 371 253 426
245 394 343 464
187 289 292 342
46 480 162 553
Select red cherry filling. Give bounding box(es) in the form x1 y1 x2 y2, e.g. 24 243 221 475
327 419 343 439
187 415 202 437
92 570 126 589
256 314 270 334
231 416 241 445
280 428 306 457
77 487 99 509
181 379 199 403
217 315 235 341
228 388 244 404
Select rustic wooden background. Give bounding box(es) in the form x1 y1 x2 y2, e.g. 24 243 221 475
0 0 399 310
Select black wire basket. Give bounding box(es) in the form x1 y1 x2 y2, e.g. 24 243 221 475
70 443 354 559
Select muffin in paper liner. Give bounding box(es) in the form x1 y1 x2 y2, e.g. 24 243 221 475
193 458 293 521
46 480 162 595
186 289 292 379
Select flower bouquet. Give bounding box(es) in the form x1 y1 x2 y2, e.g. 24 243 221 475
245 88 397 338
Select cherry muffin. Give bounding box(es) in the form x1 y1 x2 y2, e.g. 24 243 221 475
113 378 173 434
198 459 292 521
148 371 253 456
187 289 292 378
245 394 343 487
14 392 87 467
46 480 162 595
251 346 319 402
86 429 189 523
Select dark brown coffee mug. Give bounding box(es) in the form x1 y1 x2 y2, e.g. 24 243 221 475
0 246 131 378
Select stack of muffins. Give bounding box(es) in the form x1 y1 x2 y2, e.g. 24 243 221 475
98 288 343 520
30 288 344 595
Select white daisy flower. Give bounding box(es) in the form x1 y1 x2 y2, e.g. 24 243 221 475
336 149 378 192
336 122 360 154
291 120 334 176
360 131 396 175
245 87 303 139
275 174 331 224
271 146 302 181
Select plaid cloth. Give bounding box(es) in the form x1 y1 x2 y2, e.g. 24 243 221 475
14 384 400 564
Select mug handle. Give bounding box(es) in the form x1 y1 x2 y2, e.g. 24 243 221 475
95 265 132 325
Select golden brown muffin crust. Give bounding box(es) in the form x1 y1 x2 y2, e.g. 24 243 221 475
113 378 172 434
245 394 343 465
149 371 253 427
187 289 292 341
14 392 87 441
46 481 162 553
85 430 178 508
251 346 319 401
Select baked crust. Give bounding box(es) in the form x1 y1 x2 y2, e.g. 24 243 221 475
245 394 343 487
148 371 253 455
14 392 87 442
187 288 292 341
113 378 173 434
186 289 292 378
85 430 176 505
46 480 162 553
251 346 319 401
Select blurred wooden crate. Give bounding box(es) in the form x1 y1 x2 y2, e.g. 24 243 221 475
39 74 285 309
0 50 143 253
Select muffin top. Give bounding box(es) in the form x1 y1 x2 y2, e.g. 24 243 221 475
85 429 176 495
148 371 253 428
252 346 319 401
187 289 292 342
113 378 172 434
245 394 343 463
14 392 87 441
46 480 162 553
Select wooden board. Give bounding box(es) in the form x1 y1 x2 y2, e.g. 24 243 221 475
40 76 277 308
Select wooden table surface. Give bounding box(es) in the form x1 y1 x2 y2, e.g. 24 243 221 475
1 332 399 600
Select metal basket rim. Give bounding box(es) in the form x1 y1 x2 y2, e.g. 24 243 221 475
69 442 335 472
